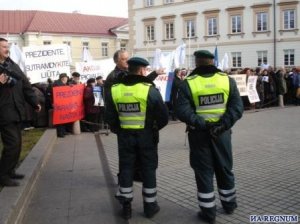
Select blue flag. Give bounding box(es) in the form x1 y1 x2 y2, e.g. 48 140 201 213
214 45 219 67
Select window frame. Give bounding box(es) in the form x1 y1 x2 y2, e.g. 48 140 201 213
164 22 175 40
231 15 242 33
257 51 268 66
284 49 295 66
43 41 51 45
164 0 174 4
283 9 296 30
101 42 108 57
203 9 220 39
145 0 154 7
232 52 242 68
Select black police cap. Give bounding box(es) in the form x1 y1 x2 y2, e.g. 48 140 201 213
194 50 214 59
127 57 149 67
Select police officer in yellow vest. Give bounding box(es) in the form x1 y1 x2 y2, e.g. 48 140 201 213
176 50 243 224
105 57 168 220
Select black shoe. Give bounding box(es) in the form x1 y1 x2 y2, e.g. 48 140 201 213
57 134 65 138
122 202 132 220
224 204 237 215
144 202 160 218
0 177 20 187
198 212 216 224
9 172 25 179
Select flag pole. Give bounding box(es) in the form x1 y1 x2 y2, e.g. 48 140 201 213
188 21 192 72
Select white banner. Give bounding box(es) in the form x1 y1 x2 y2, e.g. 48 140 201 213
75 59 115 82
247 76 260 103
93 86 104 106
23 44 70 83
153 52 174 102
229 74 247 96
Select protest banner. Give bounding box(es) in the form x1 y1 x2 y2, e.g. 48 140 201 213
52 84 85 125
229 74 247 96
153 51 175 102
23 44 71 83
93 86 104 106
247 76 260 103
75 59 115 81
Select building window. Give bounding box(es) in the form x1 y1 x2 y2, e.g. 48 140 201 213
185 19 196 38
231 15 242 33
43 41 51 45
256 12 268 31
120 43 126 51
232 52 242 68
101 43 108 57
145 24 155 41
257 51 268 66
284 49 294 66
145 0 154 7
63 41 71 46
165 22 174 39
284 10 295 29
207 17 218 35
82 42 89 49
164 0 174 4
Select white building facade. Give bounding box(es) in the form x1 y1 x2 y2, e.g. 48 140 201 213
128 0 299 70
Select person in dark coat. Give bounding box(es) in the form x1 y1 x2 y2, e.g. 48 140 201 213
170 68 183 120
105 57 168 220
104 50 165 183
0 38 41 187
176 50 243 224
83 78 100 132
52 73 69 137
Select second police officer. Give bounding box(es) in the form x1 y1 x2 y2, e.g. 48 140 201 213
105 57 169 220
176 50 243 224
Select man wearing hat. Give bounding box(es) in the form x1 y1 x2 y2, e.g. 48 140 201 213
52 73 69 137
69 71 81 85
176 50 243 223
105 57 168 220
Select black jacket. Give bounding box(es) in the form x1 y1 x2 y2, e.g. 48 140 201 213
104 75 168 133
176 65 243 130
0 57 39 125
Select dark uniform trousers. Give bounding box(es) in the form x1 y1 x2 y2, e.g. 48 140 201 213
188 129 237 220
0 122 22 178
116 129 158 204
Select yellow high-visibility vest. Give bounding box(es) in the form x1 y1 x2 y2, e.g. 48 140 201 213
186 72 229 122
111 82 151 129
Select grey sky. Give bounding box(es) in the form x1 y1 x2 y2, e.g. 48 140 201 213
0 0 128 18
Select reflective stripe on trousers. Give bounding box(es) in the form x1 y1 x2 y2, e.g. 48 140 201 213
218 187 236 202
143 187 157 203
198 191 216 208
116 186 133 199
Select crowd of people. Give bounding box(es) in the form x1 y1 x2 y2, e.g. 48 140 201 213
1 38 300 223
168 65 300 118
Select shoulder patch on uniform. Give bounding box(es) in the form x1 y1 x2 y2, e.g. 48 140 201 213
217 72 228 76
142 82 152 86
186 75 198 80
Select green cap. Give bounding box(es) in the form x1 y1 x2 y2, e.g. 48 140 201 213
193 50 214 59
127 57 150 66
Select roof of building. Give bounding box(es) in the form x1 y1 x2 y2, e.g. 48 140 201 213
0 10 128 36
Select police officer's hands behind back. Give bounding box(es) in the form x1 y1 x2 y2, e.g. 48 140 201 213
209 123 226 139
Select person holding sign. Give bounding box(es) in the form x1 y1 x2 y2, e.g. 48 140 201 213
105 57 168 220
0 38 41 187
176 50 243 224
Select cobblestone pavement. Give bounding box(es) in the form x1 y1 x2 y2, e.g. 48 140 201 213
101 107 300 224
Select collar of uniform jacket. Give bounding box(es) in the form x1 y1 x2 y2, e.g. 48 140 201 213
188 65 222 77
115 74 156 87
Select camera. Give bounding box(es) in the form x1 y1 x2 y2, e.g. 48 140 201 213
0 64 17 87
